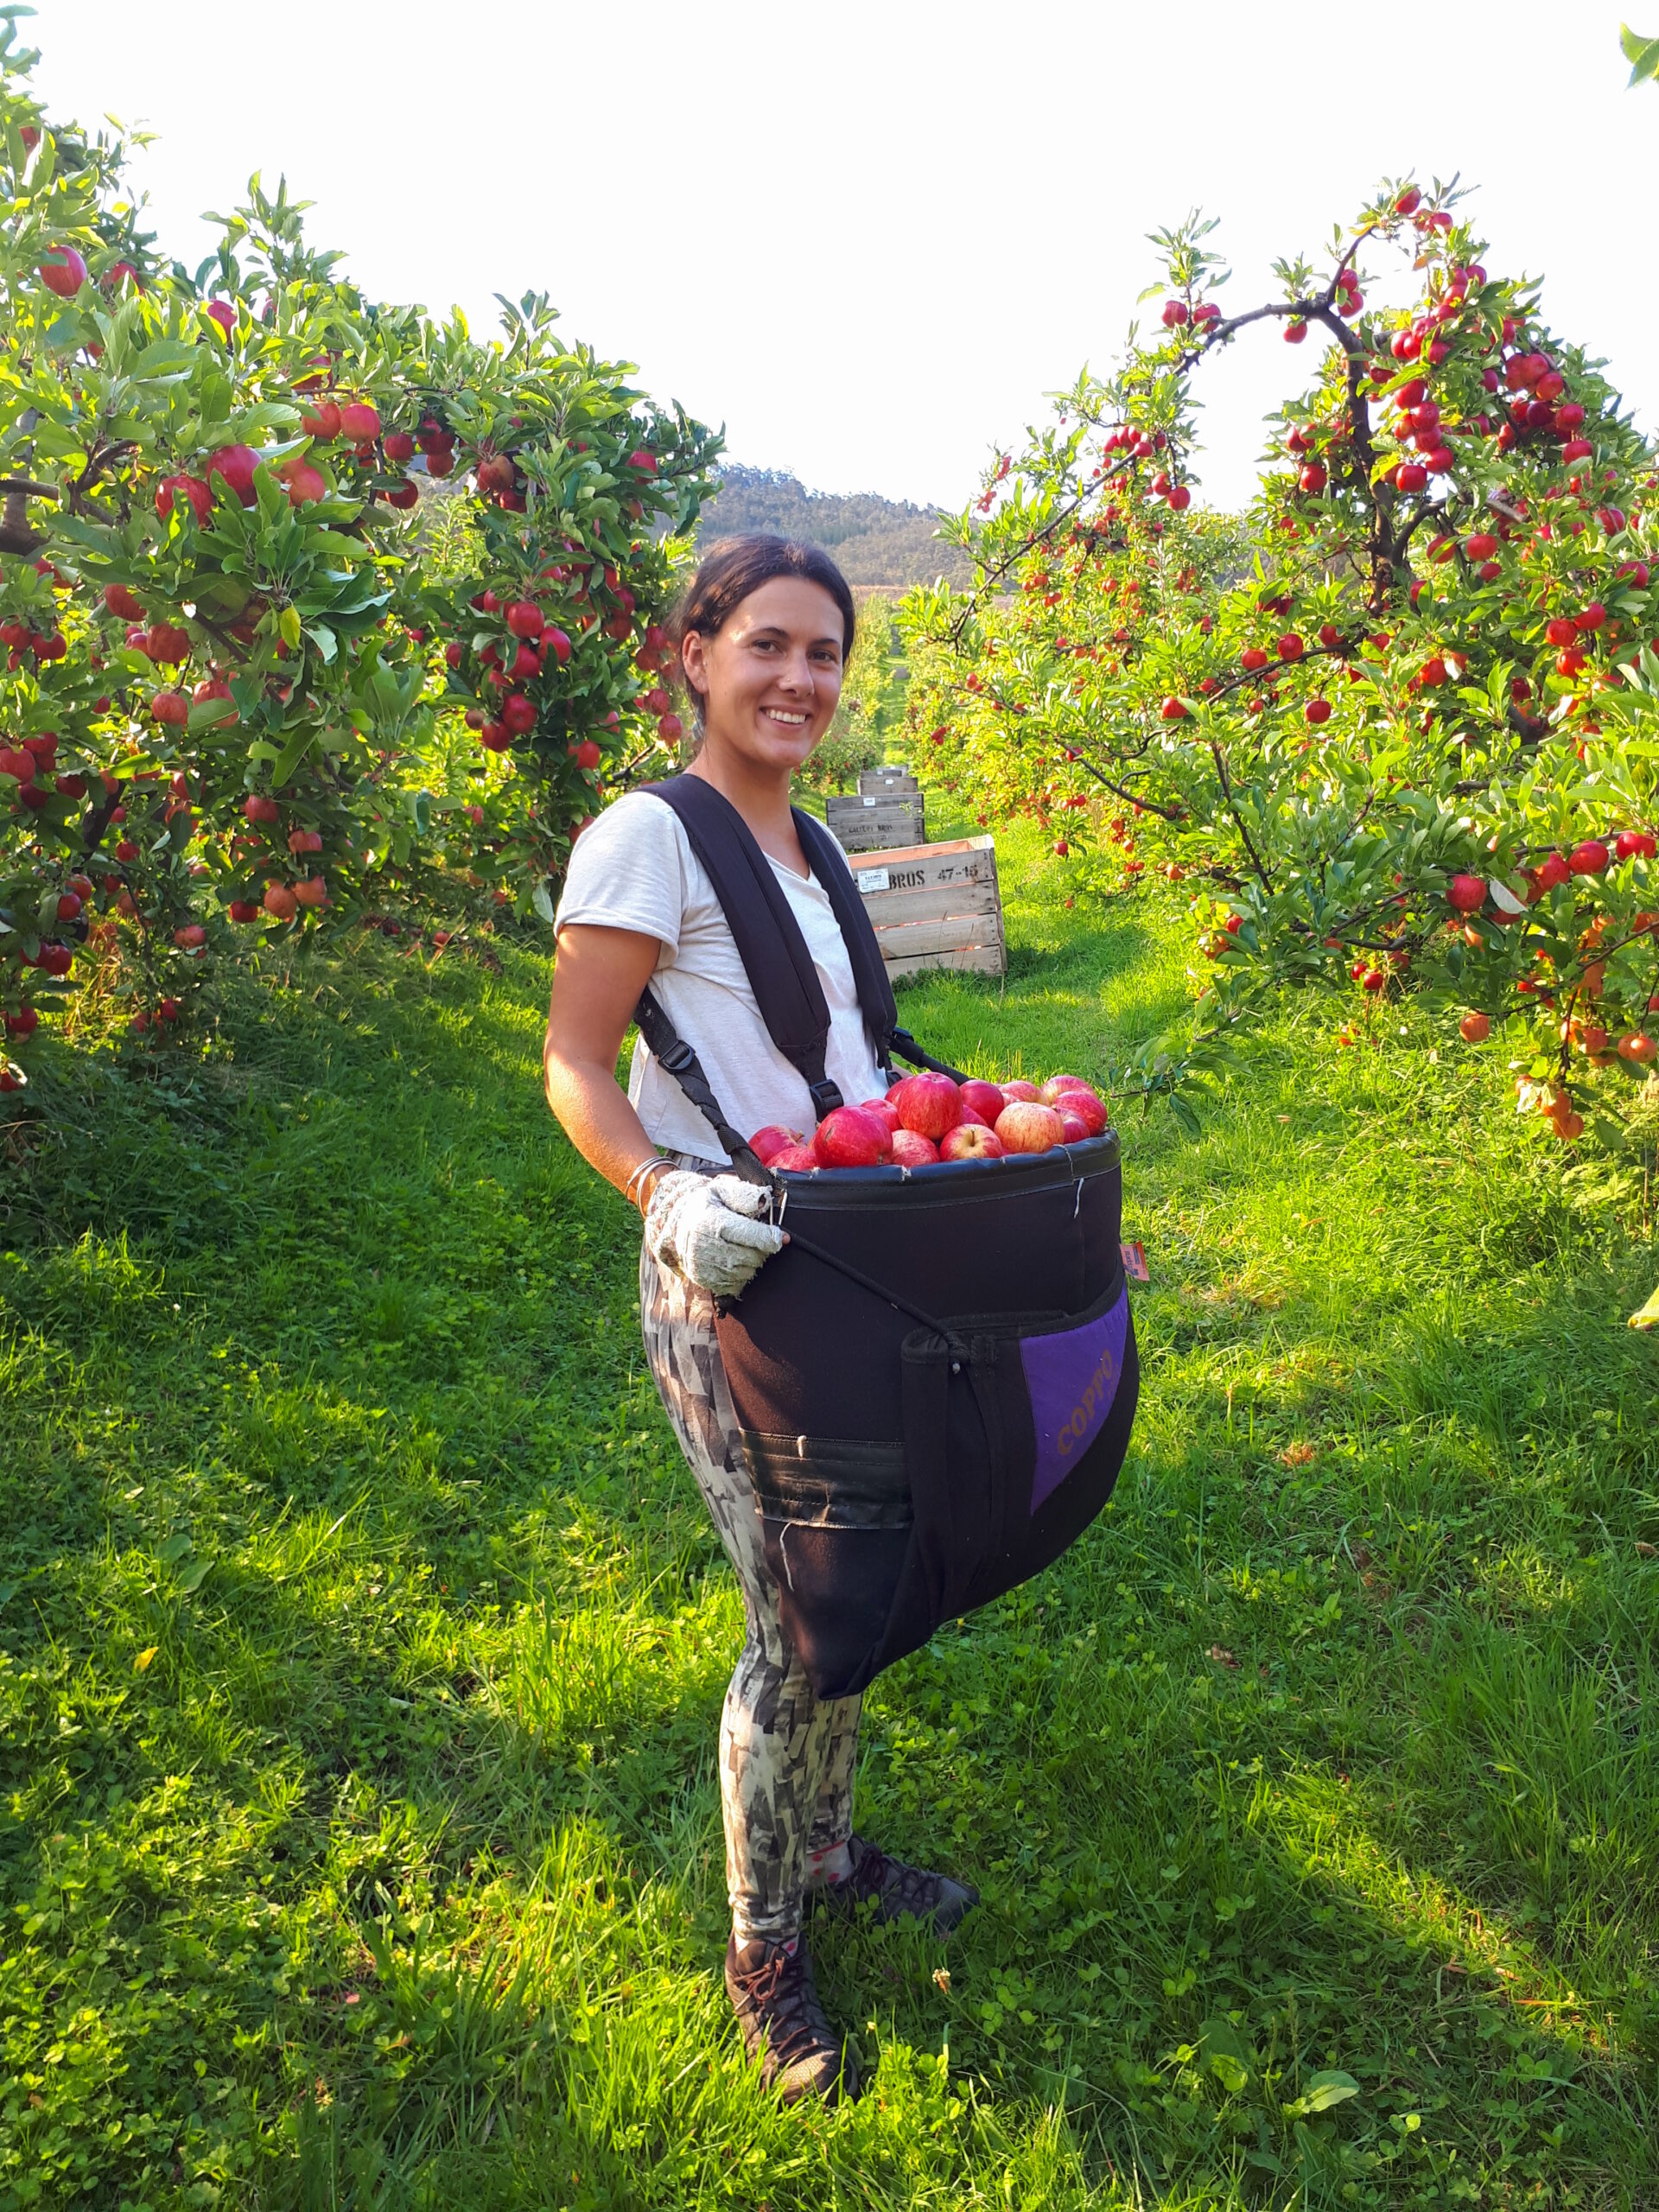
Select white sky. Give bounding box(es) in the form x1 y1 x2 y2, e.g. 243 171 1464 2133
28 1 1657 518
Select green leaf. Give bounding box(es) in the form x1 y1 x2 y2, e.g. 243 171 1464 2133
531 882 556 925
1201 2017 1252 2094
270 726 318 785
175 1557 212 1594
305 623 337 665
187 696 238 732
1621 23 1659 80
253 463 290 523
1294 2070 1361 2115
130 338 202 383
278 606 302 649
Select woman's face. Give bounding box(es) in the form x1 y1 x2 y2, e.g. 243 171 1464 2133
682 577 845 775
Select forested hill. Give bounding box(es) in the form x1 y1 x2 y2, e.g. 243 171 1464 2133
696 463 971 590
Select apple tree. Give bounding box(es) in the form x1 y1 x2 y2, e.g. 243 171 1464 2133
902 185 1659 1146
0 17 719 1097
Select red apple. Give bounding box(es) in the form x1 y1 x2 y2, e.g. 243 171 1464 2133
812 1105 892 1169
995 1101 1065 1154
749 1124 805 1166
855 1096 902 1134
1058 1109 1090 1142
156 474 213 525
770 1143 819 1173
890 1128 940 1167
339 401 381 442
1044 1081 1108 1135
939 1122 1006 1162
282 459 327 506
40 245 87 296
1447 874 1486 912
955 1103 990 1129
890 1071 963 1140
1001 1078 1040 1103
1039 1073 1087 1105
207 443 261 505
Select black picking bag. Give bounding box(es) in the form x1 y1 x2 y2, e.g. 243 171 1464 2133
715 1137 1137 1697
631 774 1139 1699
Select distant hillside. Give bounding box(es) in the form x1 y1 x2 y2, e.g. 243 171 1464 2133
696 464 971 591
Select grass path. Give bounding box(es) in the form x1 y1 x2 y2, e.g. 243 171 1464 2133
2 822 1656 2209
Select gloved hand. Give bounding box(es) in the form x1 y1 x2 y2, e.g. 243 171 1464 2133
642 1168 785 1299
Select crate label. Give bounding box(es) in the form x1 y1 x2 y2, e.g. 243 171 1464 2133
858 868 890 893
863 796 877 806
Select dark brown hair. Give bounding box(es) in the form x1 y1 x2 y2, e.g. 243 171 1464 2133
671 534 856 728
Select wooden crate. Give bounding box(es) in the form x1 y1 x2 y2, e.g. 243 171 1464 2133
846 835 1006 981
826 791 925 853
857 766 919 797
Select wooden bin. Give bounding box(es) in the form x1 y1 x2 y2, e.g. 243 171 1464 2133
826 791 925 854
857 766 919 797
845 835 1006 981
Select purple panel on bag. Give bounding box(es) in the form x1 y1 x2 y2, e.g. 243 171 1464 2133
1020 1291 1128 1513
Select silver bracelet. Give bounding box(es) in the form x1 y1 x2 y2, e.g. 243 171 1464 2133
624 1154 665 1206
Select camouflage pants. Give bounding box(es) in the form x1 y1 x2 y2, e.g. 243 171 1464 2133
639 1222 861 1944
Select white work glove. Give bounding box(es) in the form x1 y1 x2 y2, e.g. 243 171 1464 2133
642 1169 785 1299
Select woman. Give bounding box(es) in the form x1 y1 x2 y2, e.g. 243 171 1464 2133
542 536 976 2105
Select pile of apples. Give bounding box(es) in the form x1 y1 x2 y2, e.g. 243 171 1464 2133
749 1070 1109 1173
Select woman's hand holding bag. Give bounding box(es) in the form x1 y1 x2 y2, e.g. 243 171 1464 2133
643 1169 784 1299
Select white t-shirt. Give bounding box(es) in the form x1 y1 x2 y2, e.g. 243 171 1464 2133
554 789 887 1162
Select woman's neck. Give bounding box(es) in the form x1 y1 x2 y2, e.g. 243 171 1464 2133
686 739 808 874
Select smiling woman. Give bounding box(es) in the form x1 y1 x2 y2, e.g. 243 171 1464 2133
539 534 979 2105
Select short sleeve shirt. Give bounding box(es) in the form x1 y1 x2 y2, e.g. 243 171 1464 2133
554 789 887 1161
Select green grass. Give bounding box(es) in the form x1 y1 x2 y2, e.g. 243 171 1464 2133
3 822 1656 2210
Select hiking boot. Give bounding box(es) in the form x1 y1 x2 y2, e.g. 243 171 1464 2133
724 1933 858 2105
812 1834 980 1936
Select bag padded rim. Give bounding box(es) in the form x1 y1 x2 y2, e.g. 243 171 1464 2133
772 1128 1120 1213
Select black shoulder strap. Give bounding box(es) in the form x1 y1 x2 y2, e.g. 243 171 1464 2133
790 807 898 1053
788 810 967 1084
646 775 881 1120
631 778 968 1154
632 990 772 1185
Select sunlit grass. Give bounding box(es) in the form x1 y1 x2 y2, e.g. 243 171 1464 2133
2 820 1656 2209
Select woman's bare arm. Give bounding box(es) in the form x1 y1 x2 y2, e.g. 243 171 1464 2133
543 923 669 1205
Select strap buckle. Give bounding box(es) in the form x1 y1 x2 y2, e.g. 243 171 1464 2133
809 1078 844 1122
658 1039 696 1075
